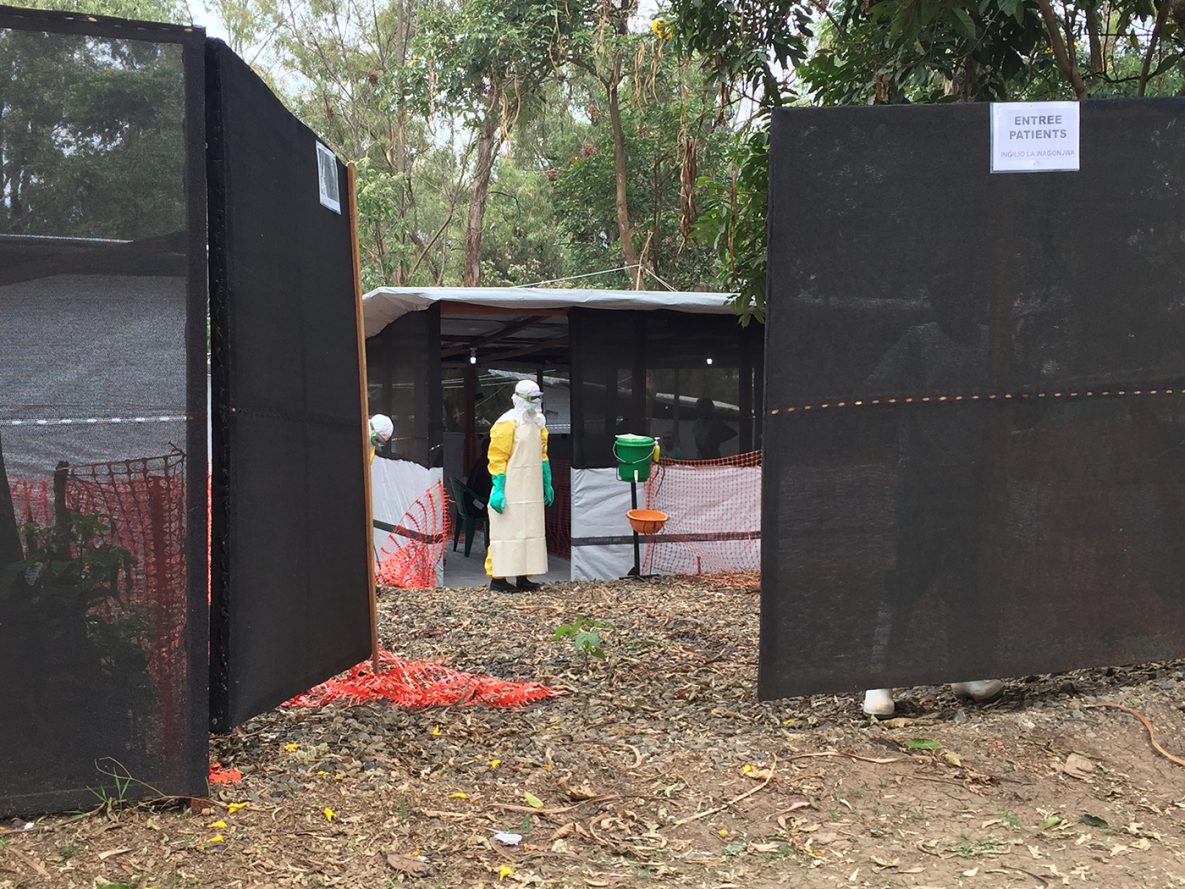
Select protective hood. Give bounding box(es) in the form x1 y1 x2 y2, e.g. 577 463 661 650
511 379 546 427
369 414 394 445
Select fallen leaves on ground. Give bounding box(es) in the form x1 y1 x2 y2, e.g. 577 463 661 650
5 577 1185 888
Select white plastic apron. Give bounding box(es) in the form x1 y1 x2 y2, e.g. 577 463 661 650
487 420 549 578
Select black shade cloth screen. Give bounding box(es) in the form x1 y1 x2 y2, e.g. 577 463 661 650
761 100 1185 700
207 41 369 731
570 309 762 468
0 9 208 815
365 305 444 467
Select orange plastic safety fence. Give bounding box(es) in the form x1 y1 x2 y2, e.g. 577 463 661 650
283 649 563 709
642 450 762 588
376 481 451 589
9 451 189 755
8 477 54 527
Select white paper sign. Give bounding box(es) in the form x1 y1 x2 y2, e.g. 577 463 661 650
990 101 1080 173
316 141 342 213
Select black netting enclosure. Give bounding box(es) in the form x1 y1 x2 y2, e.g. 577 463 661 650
0 8 208 813
570 308 763 468
207 42 370 731
365 304 444 467
761 100 1185 699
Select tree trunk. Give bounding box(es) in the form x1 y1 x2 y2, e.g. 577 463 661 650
1084 4 1103 79
1138 0 1172 96
462 109 502 287
606 70 642 288
1037 0 1089 99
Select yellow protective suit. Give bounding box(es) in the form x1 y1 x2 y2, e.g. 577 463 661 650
484 410 550 578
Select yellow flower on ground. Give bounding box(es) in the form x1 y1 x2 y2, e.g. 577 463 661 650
208 820 227 829
227 802 249 814
209 834 225 844
489 759 502 769
324 807 336 821
448 792 469 799
499 864 514 881
283 742 299 751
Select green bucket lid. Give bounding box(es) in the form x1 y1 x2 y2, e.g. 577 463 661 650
615 433 654 445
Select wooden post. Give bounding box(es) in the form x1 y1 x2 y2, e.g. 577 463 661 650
348 162 381 675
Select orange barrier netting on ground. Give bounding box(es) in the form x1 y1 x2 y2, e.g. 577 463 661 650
643 450 762 589
283 649 563 708
376 481 451 589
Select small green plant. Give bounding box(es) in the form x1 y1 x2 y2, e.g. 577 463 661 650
905 738 942 751
88 759 134 816
554 615 612 660
999 809 1021 829
58 840 80 860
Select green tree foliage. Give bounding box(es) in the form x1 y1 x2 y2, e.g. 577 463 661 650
413 0 580 284
667 0 1185 317
204 0 734 293
4 0 738 294
0 14 187 238
15 0 194 20
548 53 728 291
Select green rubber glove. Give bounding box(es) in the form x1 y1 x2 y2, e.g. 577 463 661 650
542 461 555 507
489 473 507 513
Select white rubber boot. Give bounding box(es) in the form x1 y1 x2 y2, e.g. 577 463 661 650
862 688 895 717
950 680 1004 702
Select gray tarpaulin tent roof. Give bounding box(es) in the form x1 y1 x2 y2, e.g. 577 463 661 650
362 286 737 338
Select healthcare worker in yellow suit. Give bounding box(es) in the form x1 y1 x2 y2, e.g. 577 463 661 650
485 379 554 592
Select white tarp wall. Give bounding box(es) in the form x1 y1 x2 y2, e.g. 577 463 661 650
570 468 636 581
570 463 762 581
371 456 445 586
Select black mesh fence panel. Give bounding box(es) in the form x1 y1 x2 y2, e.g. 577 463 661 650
761 100 1185 699
0 10 207 814
207 41 369 731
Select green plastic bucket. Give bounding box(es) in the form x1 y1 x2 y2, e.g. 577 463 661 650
613 433 656 483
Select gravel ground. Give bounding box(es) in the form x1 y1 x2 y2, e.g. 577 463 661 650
3 576 1185 888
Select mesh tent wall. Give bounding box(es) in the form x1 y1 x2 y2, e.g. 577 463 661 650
206 40 370 731
366 305 445 467
760 100 1185 699
568 308 763 580
0 6 208 813
363 307 446 588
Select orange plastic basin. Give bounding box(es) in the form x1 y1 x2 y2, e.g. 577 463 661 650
627 509 668 534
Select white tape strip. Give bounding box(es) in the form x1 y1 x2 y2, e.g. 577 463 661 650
1 415 188 427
